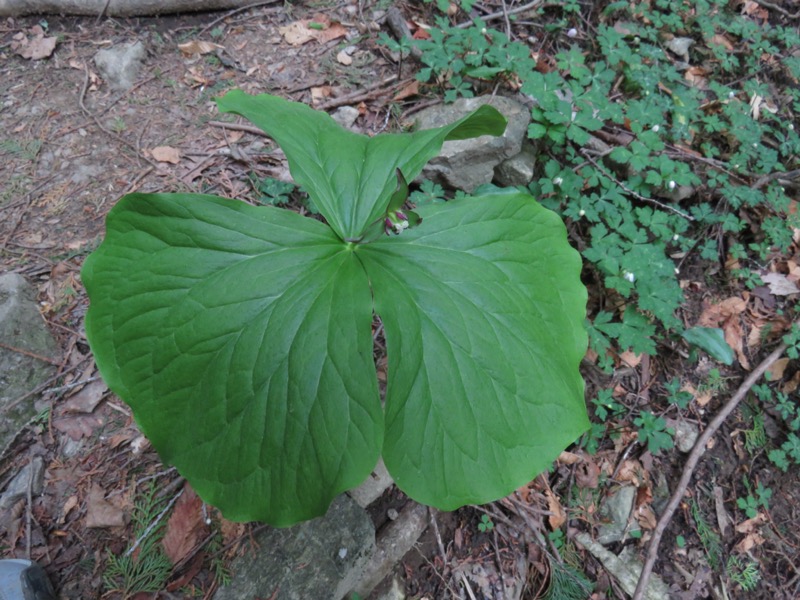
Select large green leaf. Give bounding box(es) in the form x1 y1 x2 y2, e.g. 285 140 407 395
216 91 506 241
84 93 588 526
359 194 588 508
82 193 382 525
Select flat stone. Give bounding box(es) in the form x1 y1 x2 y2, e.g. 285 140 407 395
94 41 146 91
0 273 58 456
575 532 670 600
331 106 360 130
348 458 393 508
670 419 699 453
351 502 428 598
414 96 530 192
0 456 44 510
597 485 636 544
214 494 375 600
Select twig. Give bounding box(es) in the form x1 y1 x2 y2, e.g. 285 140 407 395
456 0 545 28
125 487 184 558
631 339 790 600
753 0 800 19
0 342 61 366
579 149 695 221
316 75 402 111
752 168 800 190
192 0 285 36
429 507 449 568
208 120 269 137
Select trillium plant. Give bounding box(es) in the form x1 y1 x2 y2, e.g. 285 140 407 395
82 90 589 526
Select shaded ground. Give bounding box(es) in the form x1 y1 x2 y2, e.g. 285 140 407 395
1 2 800 599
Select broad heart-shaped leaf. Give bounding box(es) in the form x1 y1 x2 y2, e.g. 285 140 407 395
216 90 506 241
360 193 589 508
82 193 382 526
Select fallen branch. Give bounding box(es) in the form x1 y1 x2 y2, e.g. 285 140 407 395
0 0 268 17
631 339 790 600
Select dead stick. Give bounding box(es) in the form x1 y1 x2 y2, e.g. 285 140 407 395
208 120 268 137
631 339 789 600
0 342 61 366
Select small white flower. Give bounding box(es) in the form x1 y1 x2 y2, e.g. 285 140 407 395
668 180 676 190
672 234 679 241
734 164 740 169
338 548 348 559
651 125 660 132
578 209 586 217
752 142 758 147
674 267 680 274
553 176 563 186
728 91 736 99
623 271 635 283
790 124 795 130
481 27 487 34
567 28 578 38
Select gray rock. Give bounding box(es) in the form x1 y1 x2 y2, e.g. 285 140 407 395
348 458 393 508
0 273 58 456
495 141 537 187
94 41 146 91
0 456 44 510
214 494 375 600
575 532 670 600
351 502 427 597
669 419 699 453
597 485 636 544
331 106 360 130
372 576 406 600
414 96 531 192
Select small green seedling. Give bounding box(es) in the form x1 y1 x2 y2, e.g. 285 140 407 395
478 514 494 532
82 91 588 526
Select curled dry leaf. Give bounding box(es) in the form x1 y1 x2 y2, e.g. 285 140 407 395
545 489 566 529
336 49 353 66
279 16 347 46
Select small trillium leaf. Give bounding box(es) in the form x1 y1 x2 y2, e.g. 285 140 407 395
681 327 734 365
387 169 410 214
216 91 506 240
358 194 589 508
83 193 382 525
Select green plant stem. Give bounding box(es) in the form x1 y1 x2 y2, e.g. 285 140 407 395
632 337 791 600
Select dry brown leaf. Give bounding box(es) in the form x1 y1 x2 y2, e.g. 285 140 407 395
619 350 642 368
59 495 79 524
178 40 223 56
708 34 735 51
52 415 105 440
12 31 57 60
279 16 347 46
636 504 657 530
684 66 709 89
616 459 643 487
336 49 353 65
393 80 420 101
151 146 181 164
762 272 800 296
697 297 746 327
735 531 765 553
766 357 790 381
85 484 127 528
575 459 600 489
557 451 582 465
63 379 108 413
545 489 566 529
162 484 206 564
725 316 750 370
735 512 767 533
310 86 332 104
